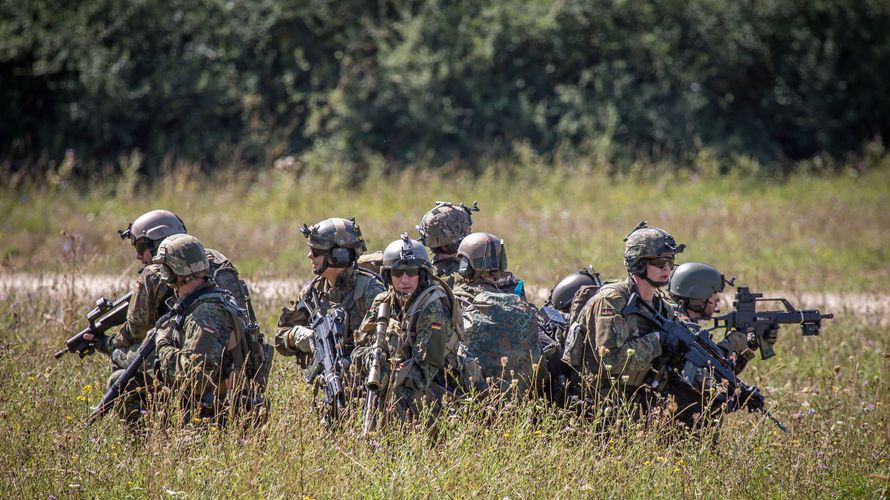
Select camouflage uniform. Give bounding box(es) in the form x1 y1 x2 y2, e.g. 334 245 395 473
432 256 461 287
562 276 671 395
453 269 541 395
154 281 248 422
275 266 384 364
562 221 685 411
354 284 455 420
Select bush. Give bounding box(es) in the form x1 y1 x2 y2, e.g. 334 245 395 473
2 0 889 173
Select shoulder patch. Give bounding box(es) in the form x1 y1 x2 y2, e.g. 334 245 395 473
431 322 442 330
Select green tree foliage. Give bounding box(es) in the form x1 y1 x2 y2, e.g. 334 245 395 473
2 0 889 172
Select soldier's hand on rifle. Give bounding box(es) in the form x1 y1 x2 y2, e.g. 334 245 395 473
286 325 316 353
155 326 174 351
764 323 779 345
655 330 682 353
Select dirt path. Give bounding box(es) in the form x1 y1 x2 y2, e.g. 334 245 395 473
3 272 887 317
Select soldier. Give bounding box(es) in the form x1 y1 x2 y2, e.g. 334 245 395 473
416 201 478 286
85 209 250 419
275 218 385 367
562 221 685 414
538 268 602 404
151 234 253 424
354 234 458 423
653 262 779 429
452 232 542 394
668 262 778 374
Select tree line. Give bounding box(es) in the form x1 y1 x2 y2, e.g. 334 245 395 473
3 0 889 175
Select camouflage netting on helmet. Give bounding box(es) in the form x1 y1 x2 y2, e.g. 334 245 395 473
416 201 478 249
301 217 367 254
623 221 685 272
153 234 210 278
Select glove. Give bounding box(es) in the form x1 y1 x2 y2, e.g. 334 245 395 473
722 330 749 356
154 326 175 351
287 325 316 353
763 323 779 345
656 330 682 353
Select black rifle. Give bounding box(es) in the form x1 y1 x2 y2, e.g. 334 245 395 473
298 288 350 415
712 287 833 360
622 293 787 432
55 292 133 359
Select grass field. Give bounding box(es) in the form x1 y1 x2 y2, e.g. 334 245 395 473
1 160 888 496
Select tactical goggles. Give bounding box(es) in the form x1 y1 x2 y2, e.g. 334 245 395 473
390 267 419 278
647 257 676 269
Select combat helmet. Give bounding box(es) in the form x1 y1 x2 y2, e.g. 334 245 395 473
668 262 726 313
152 234 210 284
548 267 602 312
381 233 433 288
119 209 187 255
300 217 367 273
416 201 479 252
623 221 685 282
457 232 508 278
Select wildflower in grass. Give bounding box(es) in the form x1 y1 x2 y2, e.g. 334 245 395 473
626 348 635 357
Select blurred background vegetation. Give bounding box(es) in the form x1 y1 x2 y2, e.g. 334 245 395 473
3 0 890 176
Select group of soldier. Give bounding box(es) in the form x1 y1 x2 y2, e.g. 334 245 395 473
76 201 787 433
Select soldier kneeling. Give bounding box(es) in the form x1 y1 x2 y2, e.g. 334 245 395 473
152 234 261 427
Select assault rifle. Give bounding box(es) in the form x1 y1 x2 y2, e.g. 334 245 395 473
55 292 133 359
362 302 391 437
298 288 349 415
712 287 833 360
622 293 787 432
538 306 568 344
89 328 157 425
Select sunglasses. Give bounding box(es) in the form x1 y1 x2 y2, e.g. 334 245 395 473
309 247 329 258
647 257 676 269
133 238 153 254
390 267 419 278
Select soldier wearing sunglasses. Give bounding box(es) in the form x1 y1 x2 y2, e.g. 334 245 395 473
84 210 241 421
562 221 686 412
275 218 385 367
353 234 459 423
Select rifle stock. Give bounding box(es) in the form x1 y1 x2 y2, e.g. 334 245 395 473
362 302 391 437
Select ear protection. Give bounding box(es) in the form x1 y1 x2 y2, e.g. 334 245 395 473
329 247 353 268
